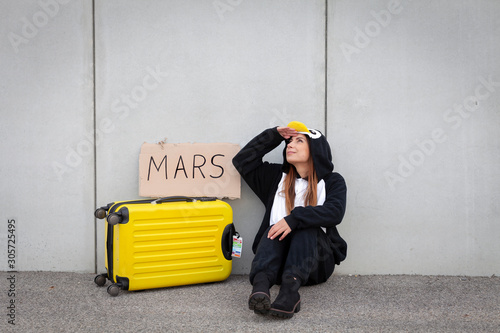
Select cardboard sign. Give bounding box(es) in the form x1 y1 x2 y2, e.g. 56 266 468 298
139 142 241 199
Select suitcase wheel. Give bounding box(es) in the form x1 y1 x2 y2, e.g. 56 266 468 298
107 284 121 297
94 208 107 219
106 207 129 225
106 213 122 225
94 274 107 287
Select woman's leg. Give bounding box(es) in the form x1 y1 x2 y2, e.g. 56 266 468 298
249 226 290 286
248 226 290 314
270 228 336 318
303 229 337 286
283 227 336 285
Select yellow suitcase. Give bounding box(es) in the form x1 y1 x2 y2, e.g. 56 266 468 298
94 197 235 296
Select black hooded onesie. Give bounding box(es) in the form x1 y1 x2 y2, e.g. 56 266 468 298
232 126 347 286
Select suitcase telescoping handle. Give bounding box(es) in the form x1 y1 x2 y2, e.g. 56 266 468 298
152 196 217 204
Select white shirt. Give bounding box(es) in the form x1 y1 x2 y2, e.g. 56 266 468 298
270 173 326 232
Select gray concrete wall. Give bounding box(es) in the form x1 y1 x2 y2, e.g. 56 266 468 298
1 0 499 276
1 0 95 272
94 0 326 274
329 0 500 275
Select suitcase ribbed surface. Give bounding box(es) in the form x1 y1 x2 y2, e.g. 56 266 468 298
111 200 232 290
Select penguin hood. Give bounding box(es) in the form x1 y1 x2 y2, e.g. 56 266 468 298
281 121 334 181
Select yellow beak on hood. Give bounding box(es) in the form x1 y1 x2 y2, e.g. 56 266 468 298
287 121 311 135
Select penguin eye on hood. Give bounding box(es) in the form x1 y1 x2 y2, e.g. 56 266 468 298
308 129 322 139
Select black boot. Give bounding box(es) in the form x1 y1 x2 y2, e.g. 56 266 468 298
248 272 271 315
269 275 301 319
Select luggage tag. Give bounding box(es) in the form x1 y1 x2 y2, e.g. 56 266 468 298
232 232 242 258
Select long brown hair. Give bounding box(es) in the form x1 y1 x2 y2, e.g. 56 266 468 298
283 138 318 214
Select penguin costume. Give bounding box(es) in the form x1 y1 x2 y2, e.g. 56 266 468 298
232 121 347 319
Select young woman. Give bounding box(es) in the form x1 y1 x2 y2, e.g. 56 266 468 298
232 121 347 319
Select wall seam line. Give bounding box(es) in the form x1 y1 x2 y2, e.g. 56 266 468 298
92 0 98 275
324 0 328 138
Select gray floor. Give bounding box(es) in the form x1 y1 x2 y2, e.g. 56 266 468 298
1 272 499 332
